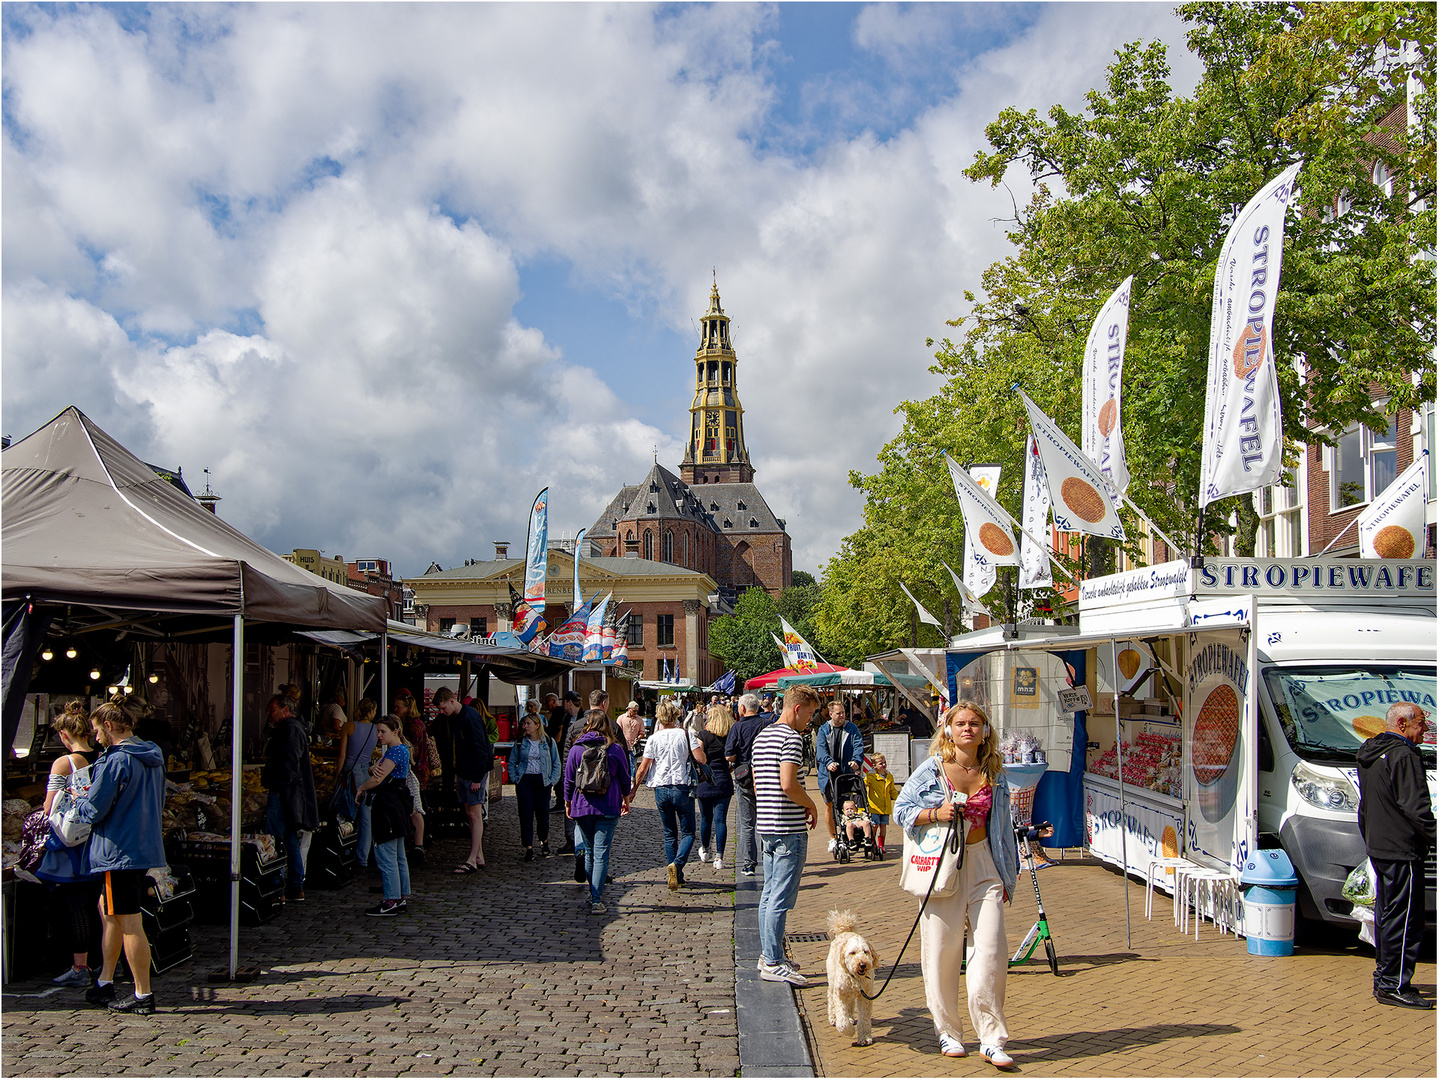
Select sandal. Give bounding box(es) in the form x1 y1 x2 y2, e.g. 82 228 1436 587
453 863 480 875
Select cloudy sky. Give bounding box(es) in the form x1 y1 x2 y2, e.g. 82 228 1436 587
2 2 1199 579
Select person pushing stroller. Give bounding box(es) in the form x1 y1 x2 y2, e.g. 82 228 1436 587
815 702 864 857
830 772 880 862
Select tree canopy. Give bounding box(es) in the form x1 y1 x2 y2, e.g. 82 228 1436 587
817 1 1434 657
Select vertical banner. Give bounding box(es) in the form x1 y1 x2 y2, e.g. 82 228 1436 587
1359 454 1428 559
945 455 1016 600
1019 435 1053 589
1082 276 1134 494
1183 626 1257 872
514 488 550 644
582 592 612 663
779 617 820 671
572 527 587 609
1020 391 1127 540
1199 163 1303 508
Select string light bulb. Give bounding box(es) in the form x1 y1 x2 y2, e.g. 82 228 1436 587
89 668 102 681
65 646 78 659
148 673 159 684
41 647 53 661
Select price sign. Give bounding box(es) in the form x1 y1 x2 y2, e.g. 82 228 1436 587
1057 685 1093 715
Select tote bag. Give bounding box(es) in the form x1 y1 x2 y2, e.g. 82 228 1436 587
898 816 964 898
49 760 97 847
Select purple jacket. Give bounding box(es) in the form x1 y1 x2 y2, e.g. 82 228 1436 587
564 732 631 818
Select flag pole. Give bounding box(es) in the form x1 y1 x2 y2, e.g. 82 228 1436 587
1104 480 1190 561
1316 514 1359 556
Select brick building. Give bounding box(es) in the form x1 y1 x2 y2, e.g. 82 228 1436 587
407 547 723 685
347 557 406 622
587 281 793 598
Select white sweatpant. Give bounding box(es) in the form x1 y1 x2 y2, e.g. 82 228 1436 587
919 837 1009 1048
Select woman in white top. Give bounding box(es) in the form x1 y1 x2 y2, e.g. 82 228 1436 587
629 699 706 890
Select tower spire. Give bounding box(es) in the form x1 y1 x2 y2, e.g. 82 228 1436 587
680 278 753 485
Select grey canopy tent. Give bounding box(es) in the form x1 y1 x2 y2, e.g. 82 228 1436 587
2 407 390 978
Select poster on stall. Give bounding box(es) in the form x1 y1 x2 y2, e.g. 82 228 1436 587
1084 779 1184 881
1184 626 1258 872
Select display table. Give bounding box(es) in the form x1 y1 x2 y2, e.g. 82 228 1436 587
1083 773 1185 887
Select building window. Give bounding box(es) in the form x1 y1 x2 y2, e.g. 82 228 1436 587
1256 469 1304 557
439 618 455 632
1426 403 1437 503
663 530 673 562
643 530 654 560
683 532 690 567
1373 160 1392 198
475 617 488 637
626 613 643 646
1330 416 1397 510
657 614 675 647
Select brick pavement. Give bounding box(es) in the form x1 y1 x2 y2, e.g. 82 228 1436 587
1 786 742 1077
782 775 1438 1078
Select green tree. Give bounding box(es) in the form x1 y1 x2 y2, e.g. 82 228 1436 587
709 587 784 689
820 1 1433 650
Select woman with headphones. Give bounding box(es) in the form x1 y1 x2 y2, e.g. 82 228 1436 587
893 701 1021 1069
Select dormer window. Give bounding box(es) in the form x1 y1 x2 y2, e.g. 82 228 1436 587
750 518 759 528
723 518 732 529
649 482 658 493
710 501 719 511
737 500 746 511
647 502 656 514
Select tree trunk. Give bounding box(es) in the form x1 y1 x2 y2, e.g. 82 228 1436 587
1234 496 1259 557
943 597 953 640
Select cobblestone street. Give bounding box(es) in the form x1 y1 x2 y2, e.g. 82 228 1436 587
4 776 1435 1077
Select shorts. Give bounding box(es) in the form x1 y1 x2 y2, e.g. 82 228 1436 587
102 868 150 916
869 812 890 825
405 770 425 815
456 775 486 807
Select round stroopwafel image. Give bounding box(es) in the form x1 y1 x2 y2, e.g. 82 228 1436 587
1060 477 1107 523
1161 825 1180 873
1372 525 1415 559
1192 684 1239 786
1232 323 1268 379
1352 714 1387 740
1117 648 1142 680
979 522 1015 556
1098 398 1118 437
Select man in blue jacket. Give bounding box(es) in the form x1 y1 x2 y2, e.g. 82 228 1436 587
76 702 166 1014
814 701 864 856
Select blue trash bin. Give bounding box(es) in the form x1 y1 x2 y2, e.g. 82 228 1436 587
1239 849 1299 956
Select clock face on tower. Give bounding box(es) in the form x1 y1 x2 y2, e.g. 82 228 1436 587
706 411 719 425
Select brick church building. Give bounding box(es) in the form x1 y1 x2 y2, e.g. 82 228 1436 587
587 281 793 599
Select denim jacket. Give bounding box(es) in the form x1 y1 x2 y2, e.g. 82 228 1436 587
508 735 563 788
893 755 1018 899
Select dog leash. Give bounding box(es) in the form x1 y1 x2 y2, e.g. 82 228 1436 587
857 808 963 1001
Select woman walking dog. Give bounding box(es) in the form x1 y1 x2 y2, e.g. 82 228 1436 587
894 701 1021 1069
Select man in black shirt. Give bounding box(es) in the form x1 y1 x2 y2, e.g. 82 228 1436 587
434 688 492 873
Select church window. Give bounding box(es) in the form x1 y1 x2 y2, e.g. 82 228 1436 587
683 533 690 566
722 362 731 383
643 530 653 560
663 530 673 562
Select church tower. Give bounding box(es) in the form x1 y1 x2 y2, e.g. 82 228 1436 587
680 280 754 484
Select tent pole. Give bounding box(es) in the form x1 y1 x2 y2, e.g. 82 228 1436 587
1111 636 1131 950
379 632 389 716
229 615 243 981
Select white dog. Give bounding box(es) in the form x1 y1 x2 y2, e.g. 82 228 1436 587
825 909 879 1046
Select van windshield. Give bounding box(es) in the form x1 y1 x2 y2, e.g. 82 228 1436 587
1263 665 1437 765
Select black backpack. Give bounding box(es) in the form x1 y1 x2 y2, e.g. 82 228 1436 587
576 742 612 797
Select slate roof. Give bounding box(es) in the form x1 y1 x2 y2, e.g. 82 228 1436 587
417 553 713 582
587 463 788 539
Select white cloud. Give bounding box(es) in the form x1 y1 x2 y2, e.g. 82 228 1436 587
2 2 1196 579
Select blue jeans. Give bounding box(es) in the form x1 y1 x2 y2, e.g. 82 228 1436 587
373 837 410 901
653 785 696 874
735 786 758 871
576 815 619 904
758 831 808 967
349 761 374 866
266 791 309 897
698 792 732 857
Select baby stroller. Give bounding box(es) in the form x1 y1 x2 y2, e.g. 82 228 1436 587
830 773 881 863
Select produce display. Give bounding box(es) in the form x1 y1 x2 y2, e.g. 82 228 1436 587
174 770 267 828
1088 730 1182 799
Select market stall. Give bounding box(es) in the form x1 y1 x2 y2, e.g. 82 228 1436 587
2 407 390 979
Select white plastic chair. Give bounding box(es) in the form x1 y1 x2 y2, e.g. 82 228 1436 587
1176 866 1236 938
1144 857 1189 923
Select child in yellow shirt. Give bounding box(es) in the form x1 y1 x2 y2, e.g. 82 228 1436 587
863 754 899 855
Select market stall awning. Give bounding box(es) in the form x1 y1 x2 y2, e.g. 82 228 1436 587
775 668 931 689
743 663 847 690
1 408 389 632
636 679 698 692
298 622 580 684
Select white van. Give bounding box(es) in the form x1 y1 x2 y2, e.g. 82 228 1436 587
1253 608 1436 927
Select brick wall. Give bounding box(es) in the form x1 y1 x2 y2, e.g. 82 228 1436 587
1307 405 1418 555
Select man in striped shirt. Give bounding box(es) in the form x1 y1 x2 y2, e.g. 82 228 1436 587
751 684 820 985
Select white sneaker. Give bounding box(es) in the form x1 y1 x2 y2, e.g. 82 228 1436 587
827 838 837 853
939 1034 967 1058
758 961 807 986
713 855 723 870
981 1045 1015 1069
697 846 710 863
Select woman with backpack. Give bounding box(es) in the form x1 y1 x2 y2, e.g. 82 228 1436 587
564 710 632 915
36 700 103 987
508 710 563 860
629 699 707 891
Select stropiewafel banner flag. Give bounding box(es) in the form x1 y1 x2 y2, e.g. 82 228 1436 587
1082 276 1134 495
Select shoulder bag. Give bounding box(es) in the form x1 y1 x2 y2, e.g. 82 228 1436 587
898 773 965 899
49 757 97 847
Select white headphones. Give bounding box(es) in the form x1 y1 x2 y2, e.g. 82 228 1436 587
951 716 991 739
